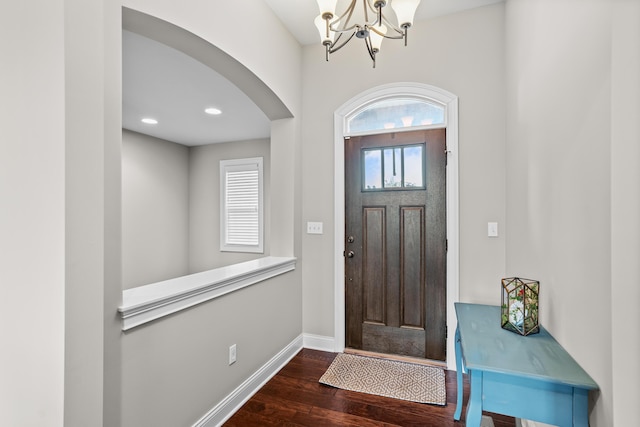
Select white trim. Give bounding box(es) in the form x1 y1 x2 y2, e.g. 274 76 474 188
333 82 460 370
119 256 296 331
303 333 336 352
193 335 304 427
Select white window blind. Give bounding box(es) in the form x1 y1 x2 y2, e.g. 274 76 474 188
220 157 263 253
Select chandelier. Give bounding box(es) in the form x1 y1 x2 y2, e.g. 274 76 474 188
314 0 421 67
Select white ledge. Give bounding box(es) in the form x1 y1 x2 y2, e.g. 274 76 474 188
118 256 296 331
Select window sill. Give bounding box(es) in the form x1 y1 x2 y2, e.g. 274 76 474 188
118 256 296 331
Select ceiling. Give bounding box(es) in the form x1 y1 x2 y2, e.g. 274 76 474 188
122 30 270 146
122 0 503 146
264 0 504 46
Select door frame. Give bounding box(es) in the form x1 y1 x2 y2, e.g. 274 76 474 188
333 82 459 369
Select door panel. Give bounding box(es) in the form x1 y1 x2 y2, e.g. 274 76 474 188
345 129 447 361
400 206 424 329
363 207 386 324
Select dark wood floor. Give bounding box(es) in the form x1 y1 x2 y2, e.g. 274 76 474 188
225 348 516 426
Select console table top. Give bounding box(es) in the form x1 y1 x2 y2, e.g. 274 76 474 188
455 302 598 390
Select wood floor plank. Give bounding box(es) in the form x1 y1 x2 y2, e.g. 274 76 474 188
224 349 516 427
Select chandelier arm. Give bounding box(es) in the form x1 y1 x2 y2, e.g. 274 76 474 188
328 31 357 54
368 26 387 37
374 0 382 27
331 23 361 34
364 35 377 68
362 0 370 25
380 14 406 37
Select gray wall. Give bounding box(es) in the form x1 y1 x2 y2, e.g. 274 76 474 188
121 269 300 427
301 1 640 425
121 130 270 288
119 133 298 427
610 1 640 423
122 130 190 288
118 2 303 426
189 139 271 273
2 2 67 425
6 1 639 426
3 1 302 426
504 1 640 425
2 1 122 426
300 3 507 338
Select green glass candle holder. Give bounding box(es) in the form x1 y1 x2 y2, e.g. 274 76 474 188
501 277 540 336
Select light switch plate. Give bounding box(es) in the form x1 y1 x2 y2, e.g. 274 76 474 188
307 221 323 234
488 222 498 237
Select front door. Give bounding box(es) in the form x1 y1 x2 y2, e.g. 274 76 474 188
345 128 447 361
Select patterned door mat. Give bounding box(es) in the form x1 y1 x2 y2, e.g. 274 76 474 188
319 353 446 405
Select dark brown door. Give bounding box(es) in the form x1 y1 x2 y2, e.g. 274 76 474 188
345 129 447 361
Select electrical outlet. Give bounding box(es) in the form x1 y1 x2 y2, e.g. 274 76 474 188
229 344 237 365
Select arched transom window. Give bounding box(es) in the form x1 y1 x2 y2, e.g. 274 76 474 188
347 97 445 135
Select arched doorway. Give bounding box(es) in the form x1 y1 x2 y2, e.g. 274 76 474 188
333 83 459 368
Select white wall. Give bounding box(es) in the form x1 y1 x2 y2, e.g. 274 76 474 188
0 2 66 426
300 4 507 338
122 130 190 288
505 1 623 425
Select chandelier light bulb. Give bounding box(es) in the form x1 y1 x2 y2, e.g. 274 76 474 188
390 0 421 27
369 24 387 52
316 0 338 17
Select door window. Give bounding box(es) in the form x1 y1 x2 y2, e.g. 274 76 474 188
362 144 425 191
347 98 445 134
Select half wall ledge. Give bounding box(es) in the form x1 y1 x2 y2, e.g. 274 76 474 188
118 256 297 331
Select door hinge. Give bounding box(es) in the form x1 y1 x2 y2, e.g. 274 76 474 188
445 326 448 339
445 239 448 252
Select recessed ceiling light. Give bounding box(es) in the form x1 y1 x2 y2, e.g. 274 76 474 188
141 118 158 125
205 107 222 115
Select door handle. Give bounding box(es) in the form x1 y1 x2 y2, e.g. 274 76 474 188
347 251 355 258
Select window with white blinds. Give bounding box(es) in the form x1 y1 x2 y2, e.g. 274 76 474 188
220 157 263 253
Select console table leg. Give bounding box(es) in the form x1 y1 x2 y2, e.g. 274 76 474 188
466 369 483 427
573 387 589 427
454 327 463 421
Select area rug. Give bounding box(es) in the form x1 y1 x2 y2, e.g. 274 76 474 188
319 353 446 405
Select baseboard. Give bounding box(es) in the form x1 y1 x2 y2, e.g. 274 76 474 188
302 333 336 352
193 334 304 427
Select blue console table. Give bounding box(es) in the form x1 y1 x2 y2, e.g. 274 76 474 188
454 303 598 427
